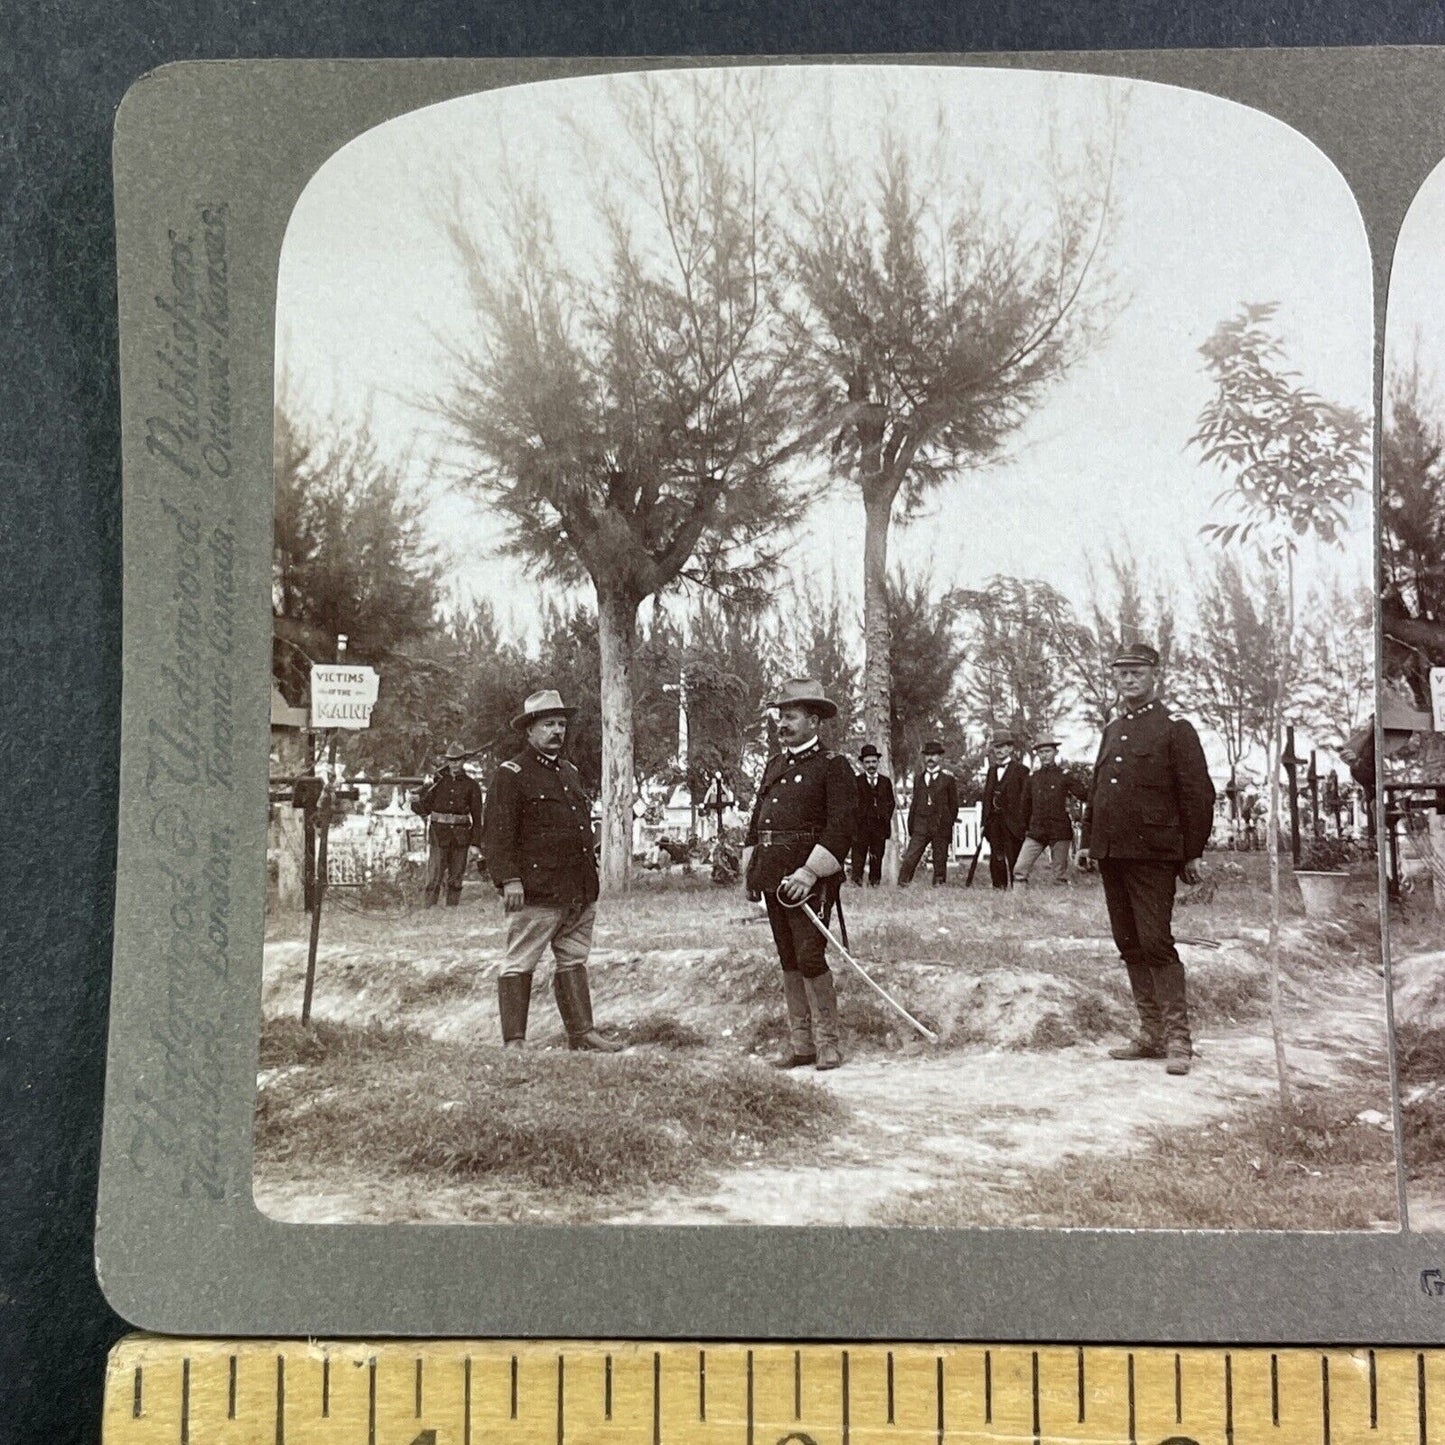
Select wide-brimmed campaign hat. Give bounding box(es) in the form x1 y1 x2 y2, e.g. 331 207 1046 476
1032 736 1061 751
766 677 838 719
859 743 880 759
1112 642 1161 668
441 741 473 761
510 689 578 732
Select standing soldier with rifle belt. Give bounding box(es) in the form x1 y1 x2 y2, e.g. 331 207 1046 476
1076 644 1216 1076
1014 737 1088 886
412 741 484 907
743 679 857 1071
898 740 959 886
484 690 623 1054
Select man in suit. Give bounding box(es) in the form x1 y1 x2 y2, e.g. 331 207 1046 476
743 679 858 1071
980 732 1030 889
411 741 484 906
1077 644 1216 1076
849 743 895 887
898 740 959 887
1014 737 1088 886
484 689 623 1053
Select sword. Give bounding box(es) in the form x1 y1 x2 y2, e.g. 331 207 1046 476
785 895 940 1043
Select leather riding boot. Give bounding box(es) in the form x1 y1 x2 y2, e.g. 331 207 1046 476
804 971 843 1071
1153 961 1193 1076
774 972 817 1069
553 966 624 1052
1107 962 1166 1060
498 973 532 1049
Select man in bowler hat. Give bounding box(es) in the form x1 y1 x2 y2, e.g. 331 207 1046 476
849 743 895 886
980 732 1030 889
484 689 623 1053
412 741 484 906
1077 644 1216 1076
898 740 959 886
743 679 857 1070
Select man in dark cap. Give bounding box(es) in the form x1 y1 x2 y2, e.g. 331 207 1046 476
1014 737 1088 886
743 679 857 1070
484 689 623 1053
898 740 959 887
849 743 896 887
1077 644 1216 1076
980 732 1030 889
411 741 484 907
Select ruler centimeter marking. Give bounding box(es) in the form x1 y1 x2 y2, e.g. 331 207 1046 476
102 1340 1445 1445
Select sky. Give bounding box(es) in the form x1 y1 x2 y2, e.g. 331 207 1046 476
1387 155 1445 394
276 65 1375 766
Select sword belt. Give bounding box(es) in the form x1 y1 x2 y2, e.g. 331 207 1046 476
756 829 818 847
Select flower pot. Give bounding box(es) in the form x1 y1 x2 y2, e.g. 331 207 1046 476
1295 869 1350 919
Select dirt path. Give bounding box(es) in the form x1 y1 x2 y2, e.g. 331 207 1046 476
601 979 1391 1226
254 970 1392 1228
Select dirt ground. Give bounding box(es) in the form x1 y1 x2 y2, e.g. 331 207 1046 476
1385 911 1445 1230
254 863 1397 1229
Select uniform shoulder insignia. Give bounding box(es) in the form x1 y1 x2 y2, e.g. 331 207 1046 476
500 760 521 773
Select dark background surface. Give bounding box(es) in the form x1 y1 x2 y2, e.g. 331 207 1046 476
4 4 1445 1441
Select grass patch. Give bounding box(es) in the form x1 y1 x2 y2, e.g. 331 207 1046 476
876 1087 1398 1231
255 1020 846 1198
615 1014 710 1049
1395 1023 1445 1179
259 1016 427 1068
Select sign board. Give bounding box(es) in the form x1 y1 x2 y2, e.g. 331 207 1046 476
1432 668 1445 733
310 664 380 729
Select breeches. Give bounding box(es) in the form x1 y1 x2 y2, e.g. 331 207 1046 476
1016 836 1070 883
501 901 597 977
764 890 830 978
1098 860 1182 970
424 840 470 899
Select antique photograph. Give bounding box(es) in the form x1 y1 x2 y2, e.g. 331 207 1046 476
255 64 1391 1230
1382 153 1445 1231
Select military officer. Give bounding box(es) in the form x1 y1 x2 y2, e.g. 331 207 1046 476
849 743 896 887
412 741 484 906
1076 644 1216 1076
484 689 623 1053
898 741 959 886
743 678 858 1071
1014 737 1088 886
980 732 1030 889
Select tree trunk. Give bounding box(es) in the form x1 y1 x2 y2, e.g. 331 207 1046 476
1265 724 1293 1113
596 586 639 897
1430 811 1445 914
273 726 308 914
861 484 896 881
861 487 893 770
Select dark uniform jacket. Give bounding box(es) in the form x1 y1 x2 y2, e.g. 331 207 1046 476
981 760 1029 841
1080 699 1216 864
907 767 959 836
483 748 599 908
745 740 857 893
1021 764 1088 845
855 773 896 839
412 768 484 848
